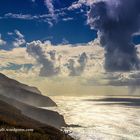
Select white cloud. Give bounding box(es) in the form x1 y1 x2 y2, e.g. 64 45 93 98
7 32 13 35
62 17 74 21
26 39 104 77
43 0 59 26
0 34 6 46
0 48 33 66
44 0 55 16
2 11 68 26
13 39 26 48
15 30 24 38
68 0 95 10
68 2 82 10
5 13 34 20
26 40 60 76
61 38 69 45
0 40 140 95
12 30 26 47
1 1 93 27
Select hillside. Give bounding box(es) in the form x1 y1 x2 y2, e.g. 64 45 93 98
0 94 66 129
0 73 56 107
0 100 74 140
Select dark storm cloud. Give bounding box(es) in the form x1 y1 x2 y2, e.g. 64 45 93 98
88 0 140 71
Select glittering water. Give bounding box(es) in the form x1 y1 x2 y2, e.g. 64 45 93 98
44 96 140 140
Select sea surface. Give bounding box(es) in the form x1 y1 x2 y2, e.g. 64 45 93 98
44 96 140 140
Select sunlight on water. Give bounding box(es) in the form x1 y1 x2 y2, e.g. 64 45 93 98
44 96 140 140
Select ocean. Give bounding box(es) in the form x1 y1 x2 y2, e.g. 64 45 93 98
44 96 140 140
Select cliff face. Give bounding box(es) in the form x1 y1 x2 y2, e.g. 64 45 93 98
0 95 66 129
0 100 74 140
0 73 67 128
0 73 56 107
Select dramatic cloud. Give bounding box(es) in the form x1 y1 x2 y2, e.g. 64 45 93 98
88 0 140 72
0 34 6 46
0 41 140 95
26 39 103 77
26 41 60 77
66 52 88 76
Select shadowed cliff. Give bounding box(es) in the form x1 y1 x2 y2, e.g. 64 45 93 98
0 73 56 107
0 94 66 129
0 100 74 140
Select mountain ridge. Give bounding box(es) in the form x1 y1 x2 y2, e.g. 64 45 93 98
0 73 56 107
0 99 74 140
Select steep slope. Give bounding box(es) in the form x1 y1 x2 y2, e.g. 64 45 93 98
0 73 56 107
0 100 74 140
0 94 66 129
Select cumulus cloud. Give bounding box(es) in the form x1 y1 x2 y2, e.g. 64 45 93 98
26 39 104 77
26 40 60 77
0 34 6 46
0 40 140 95
66 52 88 76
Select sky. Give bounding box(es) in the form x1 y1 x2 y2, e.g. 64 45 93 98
0 0 140 96
0 0 98 50
0 0 139 50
